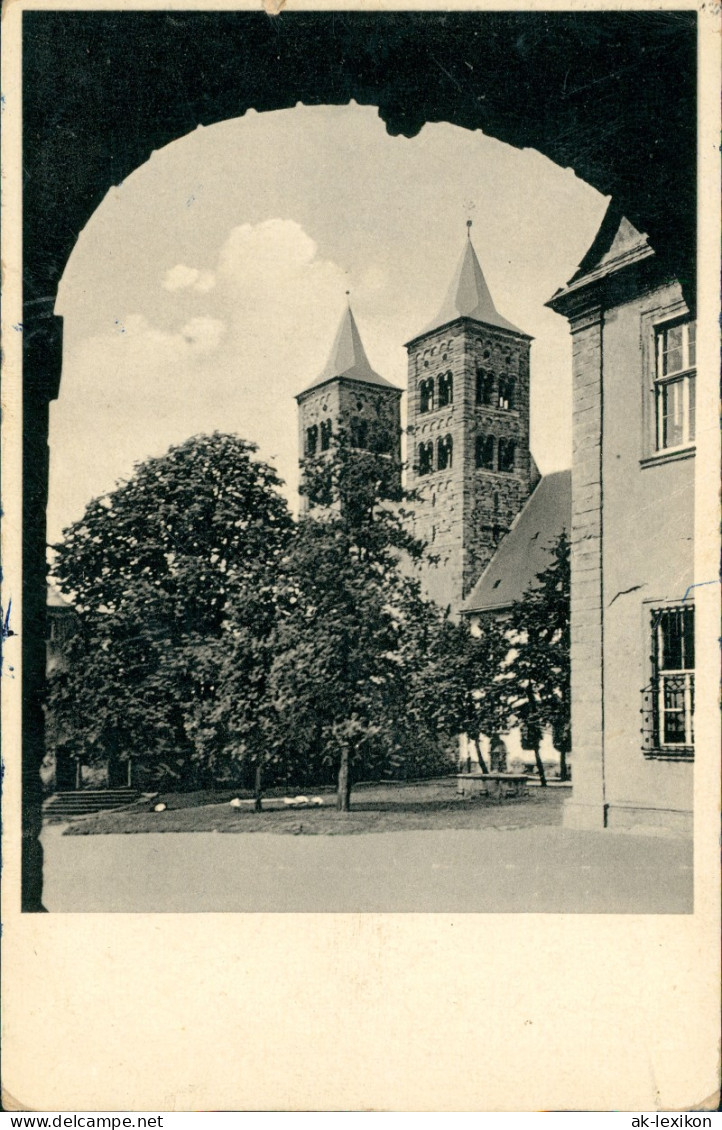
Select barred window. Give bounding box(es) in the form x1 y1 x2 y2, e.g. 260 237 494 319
418 441 434 475
655 320 695 451
438 371 454 407
653 606 694 749
305 424 318 456
475 434 494 470
437 434 453 470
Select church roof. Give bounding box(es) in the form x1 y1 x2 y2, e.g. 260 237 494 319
462 469 571 615
297 305 400 398
407 233 530 345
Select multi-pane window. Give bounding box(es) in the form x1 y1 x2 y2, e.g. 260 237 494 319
475 434 494 470
305 424 318 456
655 320 696 451
437 434 453 470
498 438 516 473
418 441 434 475
419 378 435 413
476 368 494 406
438 371 454 407
653 606 694 749
320 420 333 451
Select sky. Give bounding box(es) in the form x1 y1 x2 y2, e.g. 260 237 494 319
49 103 608 544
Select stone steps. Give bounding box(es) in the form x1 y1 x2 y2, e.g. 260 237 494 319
44 788 140 818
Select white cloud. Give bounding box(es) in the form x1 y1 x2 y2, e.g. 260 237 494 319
49 220 351 542
162 263 216 292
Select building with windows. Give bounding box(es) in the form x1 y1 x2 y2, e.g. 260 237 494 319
403 227 539 613
547 202 695 830
294 209 695 826
295 302 402 513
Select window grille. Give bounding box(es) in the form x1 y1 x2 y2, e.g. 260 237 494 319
642 606 695 754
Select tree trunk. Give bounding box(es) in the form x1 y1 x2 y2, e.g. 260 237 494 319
472 735 489 774
253 761 263 812
559 748 569 782
534 744 547 787
337 748 351 812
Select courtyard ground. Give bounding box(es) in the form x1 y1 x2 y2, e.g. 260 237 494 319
57 778 566 837
40 781 692 914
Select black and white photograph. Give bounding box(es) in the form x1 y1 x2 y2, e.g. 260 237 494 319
2 0 719 1112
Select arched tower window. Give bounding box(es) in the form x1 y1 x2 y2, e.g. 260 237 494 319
419 378 435 413
418 441 434 475
351 418 369 449
498 375 516 411
437 434 453 470
305 424 318 456
438 371 454 407
320 419 333 451
498 438 516 473
476 368 494 406
475 434 495 470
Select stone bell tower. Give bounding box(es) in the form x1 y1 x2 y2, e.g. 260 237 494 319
405 223 537 613
296 302 402 512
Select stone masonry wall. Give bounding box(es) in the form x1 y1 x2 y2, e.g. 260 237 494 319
297 379 401 513
406 319 532 614
564 305 606 828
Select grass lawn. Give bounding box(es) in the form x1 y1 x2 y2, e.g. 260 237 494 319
61 777 566 836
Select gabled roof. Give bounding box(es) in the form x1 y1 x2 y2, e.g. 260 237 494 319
297 305 400 398
546 203 654 313
407 234 529 345
462 469 571 614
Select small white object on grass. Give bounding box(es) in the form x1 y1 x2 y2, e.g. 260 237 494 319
229 797 243 808
295 796 309 805
153 803 167 812
311 797 324 806
283 797 296 806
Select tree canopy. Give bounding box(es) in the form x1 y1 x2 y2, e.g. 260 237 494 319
48 433 292 785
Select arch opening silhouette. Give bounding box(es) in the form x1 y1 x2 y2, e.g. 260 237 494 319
21 10 696 908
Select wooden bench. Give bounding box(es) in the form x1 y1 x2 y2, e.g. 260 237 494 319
456 772 529 800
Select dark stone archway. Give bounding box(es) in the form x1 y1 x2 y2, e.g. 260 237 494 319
22 10 696 908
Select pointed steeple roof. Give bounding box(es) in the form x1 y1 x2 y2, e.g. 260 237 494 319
408 231 528 344
297 304 400 398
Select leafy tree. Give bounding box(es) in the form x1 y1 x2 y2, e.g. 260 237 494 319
505 530 571 784
272 429 451 810
300 420 423 564
430 616 511 772
48 433 292 786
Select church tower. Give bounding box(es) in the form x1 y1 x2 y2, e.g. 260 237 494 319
296 303 402 512
405 225 536 613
